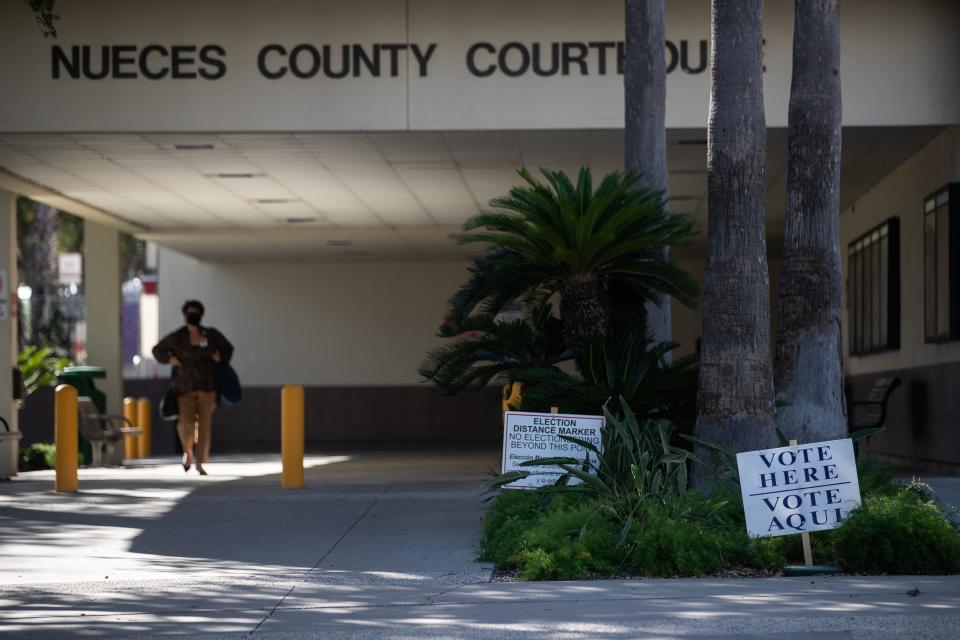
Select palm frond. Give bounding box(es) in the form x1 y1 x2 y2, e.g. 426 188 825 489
420 301 572 396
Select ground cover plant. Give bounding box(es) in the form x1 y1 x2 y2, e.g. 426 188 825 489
479 457 960 580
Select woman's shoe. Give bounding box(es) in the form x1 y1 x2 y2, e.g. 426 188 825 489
196 464 208 476
182 454 192 472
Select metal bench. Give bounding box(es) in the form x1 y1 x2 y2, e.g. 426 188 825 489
848 376 901 439
77 397 141 466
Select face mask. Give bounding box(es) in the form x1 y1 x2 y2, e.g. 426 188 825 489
185 312 202 326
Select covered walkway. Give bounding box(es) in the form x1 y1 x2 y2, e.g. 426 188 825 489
0 451 496 636
1 452 959 638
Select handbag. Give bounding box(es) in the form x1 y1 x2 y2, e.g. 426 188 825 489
159 387 179 421
159 368 179 421
215 363 242 405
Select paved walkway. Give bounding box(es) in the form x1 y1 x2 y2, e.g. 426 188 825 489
0 452 958 639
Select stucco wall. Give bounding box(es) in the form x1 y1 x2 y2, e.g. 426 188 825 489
841 127 960 376
158 251 471 386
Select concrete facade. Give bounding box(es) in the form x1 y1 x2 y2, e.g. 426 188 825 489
1 0 958 463
842 128 960 376
1 0 957 132
83 222 123 415
840 127 960 471
0 188 18 474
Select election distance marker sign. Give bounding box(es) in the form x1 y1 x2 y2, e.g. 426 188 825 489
736 438 862 538
501 411 604 490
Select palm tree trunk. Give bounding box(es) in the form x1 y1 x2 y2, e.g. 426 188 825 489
624 0 670 346
775 0 845 443
693 0 778 484
27 202 59 346
560 274 608 355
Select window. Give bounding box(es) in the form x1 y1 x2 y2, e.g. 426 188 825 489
848 218 900 356
923 184 960 343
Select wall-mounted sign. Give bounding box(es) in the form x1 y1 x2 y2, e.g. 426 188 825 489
501 410 603 490
2 0 953 131
58 253 83 286
50 39 708 82
737 438 862 538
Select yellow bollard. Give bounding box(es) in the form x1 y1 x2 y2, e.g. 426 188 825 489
281 385 304 489
137 397 152 459
55 384 79 493
501 382 522 412
123 397 139 460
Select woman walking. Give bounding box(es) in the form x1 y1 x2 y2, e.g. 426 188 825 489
152 300 234 475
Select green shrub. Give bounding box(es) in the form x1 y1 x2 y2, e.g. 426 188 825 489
18 346 72 401
624 501 787 576
489 399 702 529
513 501 620 580
18 443 57 471
856 456 897 497
479 491 621 580
480 488 791 580
834 489 960 574
17 443 84 472
626 507 727 576
477 490 543 566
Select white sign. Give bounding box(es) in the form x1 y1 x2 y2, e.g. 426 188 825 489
58 253 83 285
737 438 862 538
0 269 8 321
501 411 603 490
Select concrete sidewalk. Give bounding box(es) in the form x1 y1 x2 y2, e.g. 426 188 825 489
0 452 958 639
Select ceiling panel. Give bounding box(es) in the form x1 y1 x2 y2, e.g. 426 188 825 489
0 126 944 261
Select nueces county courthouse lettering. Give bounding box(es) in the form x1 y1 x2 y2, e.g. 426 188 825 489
50 40 709 81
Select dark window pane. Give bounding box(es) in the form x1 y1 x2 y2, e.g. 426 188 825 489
847 219 903 356
925 209 937 339
850 251 858 354
880 235 889 347
857 244 867 353
872 232 882 349
864 239 873 351
937 204 950 336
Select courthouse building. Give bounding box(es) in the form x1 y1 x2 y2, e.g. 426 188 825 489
0 0 958 470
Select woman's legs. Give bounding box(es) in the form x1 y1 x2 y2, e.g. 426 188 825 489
176 392 200 465
194 391 218 467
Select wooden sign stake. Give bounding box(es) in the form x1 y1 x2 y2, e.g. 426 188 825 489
550 406 559 414
789 438 814 567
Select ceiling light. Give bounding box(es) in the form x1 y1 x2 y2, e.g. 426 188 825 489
285 217 317 224
208 173 265 179
254 198 298 204
173 144 216 150
326 240 353 247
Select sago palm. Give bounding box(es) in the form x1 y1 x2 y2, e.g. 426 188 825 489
513 329 698 432
418 301 570 396
453 167 699 354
